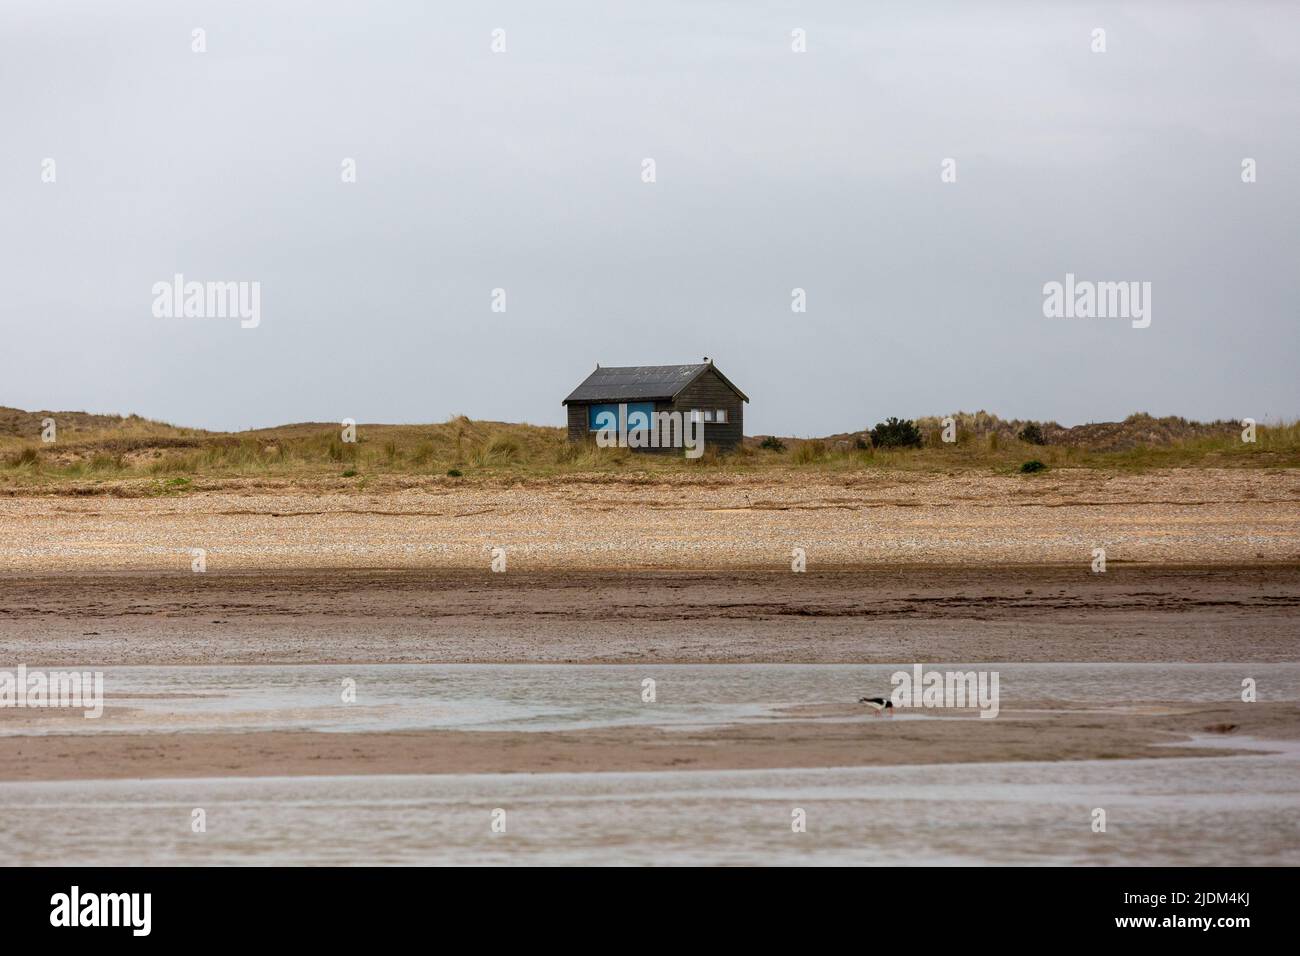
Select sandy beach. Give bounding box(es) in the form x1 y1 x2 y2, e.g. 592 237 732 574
2 469 1298 787
2 468 1298 572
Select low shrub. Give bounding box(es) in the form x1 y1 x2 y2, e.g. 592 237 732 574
870 417 923 449
1018 423 1046 445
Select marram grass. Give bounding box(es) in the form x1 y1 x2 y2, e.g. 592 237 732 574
1 412 1297 493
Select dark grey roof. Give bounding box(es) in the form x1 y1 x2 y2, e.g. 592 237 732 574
563 363 749 404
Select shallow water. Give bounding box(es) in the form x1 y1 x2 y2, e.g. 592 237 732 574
3 663 1297 864
3 662 1295 735
1 747 1297 865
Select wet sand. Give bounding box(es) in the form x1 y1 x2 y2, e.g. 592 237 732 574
1 700 1293 782
2 568 1296 782
3 472 1297 786
1 565 1297 666
6 749 1296 866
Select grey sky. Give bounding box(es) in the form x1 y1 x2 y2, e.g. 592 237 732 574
3 1 1297 435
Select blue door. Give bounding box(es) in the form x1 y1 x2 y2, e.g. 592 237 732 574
589 403 654 433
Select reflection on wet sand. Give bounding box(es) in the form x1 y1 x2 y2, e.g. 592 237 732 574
1 747 1297 865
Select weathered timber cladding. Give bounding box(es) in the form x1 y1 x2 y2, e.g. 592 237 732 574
665 368 744 450
566 404 588 442
563 363 747 454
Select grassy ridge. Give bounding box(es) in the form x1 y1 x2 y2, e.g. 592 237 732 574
1 408 1297 493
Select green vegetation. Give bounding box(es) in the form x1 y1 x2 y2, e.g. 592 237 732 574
870 417 924 449
793 440 827 464
1 407 1297 494
1019 459 1048 474
1018 423 1046 445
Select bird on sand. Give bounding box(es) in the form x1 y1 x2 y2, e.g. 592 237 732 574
859 696 894 717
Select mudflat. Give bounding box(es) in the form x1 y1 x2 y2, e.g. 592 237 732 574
0 701 1292 782
2 470 1298 785
0 566 1298 666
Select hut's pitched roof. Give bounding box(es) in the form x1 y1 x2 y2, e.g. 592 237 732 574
562 363 748 404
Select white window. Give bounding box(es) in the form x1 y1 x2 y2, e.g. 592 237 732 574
703 410 715 422
715 410 728 423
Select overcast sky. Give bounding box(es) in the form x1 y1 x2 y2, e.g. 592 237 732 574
3 1 1297 435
